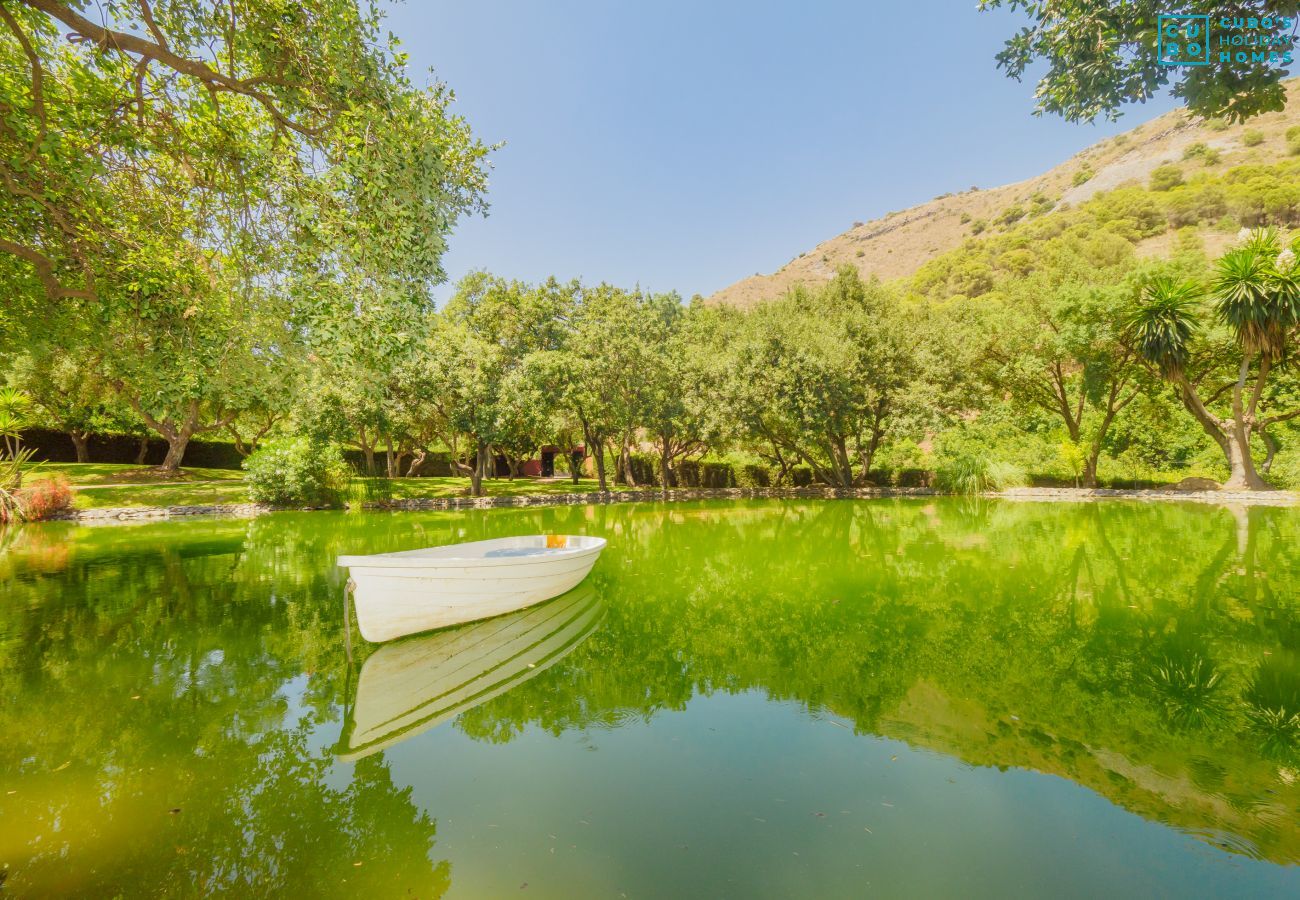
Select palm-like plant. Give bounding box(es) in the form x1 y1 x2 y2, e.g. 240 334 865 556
1126 277 1202 376
0 387 34 460
1213 228 1300 359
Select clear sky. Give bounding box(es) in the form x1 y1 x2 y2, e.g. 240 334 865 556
383 1 1181 300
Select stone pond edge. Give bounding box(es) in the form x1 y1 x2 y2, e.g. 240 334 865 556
47 484 1300 524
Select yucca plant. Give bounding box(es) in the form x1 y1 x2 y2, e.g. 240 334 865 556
1212 228 1300 360
1126 277 1202 377
0 387 33 460
0 446 35 525
1125 231 1300 490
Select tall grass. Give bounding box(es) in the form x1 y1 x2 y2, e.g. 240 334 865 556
934 452 1027 495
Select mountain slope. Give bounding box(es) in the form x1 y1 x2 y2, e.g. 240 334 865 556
708 79 1300 307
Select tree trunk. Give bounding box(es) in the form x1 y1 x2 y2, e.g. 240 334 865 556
619 432 637 487
1082 455 1099 489
1222 424 1269 490
470 439 487 497
159 427 193 475
570 450 582 485
70 430 90 463
587 431 608 492
1259 429 1278 474
507 456 519 480
407 448 428 478
135 436 150 466
1176 373 1270 491
659 431 672 497
384 434 397 479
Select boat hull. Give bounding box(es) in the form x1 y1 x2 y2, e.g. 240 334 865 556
340 535 605 643
337 586 602 760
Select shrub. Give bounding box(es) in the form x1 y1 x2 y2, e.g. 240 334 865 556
735 464 772 488
0 448 34 524
995 204 1026 226
1268 451 1300 490
968 218 987 234
1204 117 1229 132
1182 142 1221 166
244 437 349 507
1072 166 1094 186
895 468 932 488
1288 126 1300 155
958 212 972 224
1149 165 1184 191
1242 129 1265 147
17 476 73 521
934 451 1026 494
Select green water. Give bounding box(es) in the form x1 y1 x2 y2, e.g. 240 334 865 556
2 499 1299 897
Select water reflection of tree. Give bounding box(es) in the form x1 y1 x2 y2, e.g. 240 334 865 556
450 499 1300 864
6 499 1300 879
0 520 447 895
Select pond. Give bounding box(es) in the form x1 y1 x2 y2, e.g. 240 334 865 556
2 499 1299 896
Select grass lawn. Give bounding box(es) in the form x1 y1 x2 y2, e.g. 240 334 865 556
22 463 635 510
366 476 634 502
25 462 244 486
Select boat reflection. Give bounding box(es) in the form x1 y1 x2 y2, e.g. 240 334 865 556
337 585 603 760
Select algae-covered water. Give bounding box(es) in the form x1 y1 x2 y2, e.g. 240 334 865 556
2 499 1298 897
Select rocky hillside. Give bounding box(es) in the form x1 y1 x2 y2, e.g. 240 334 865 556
709 79 1300 308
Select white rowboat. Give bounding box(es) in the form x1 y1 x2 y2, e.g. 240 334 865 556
337 586 602 760
338 534 606 643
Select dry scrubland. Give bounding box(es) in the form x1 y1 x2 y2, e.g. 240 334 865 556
709 80 1300 307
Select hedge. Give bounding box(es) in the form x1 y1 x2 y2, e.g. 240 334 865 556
20 428 245 470
623 455 820 489
343 448 455 476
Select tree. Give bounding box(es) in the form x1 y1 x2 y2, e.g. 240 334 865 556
640 296 715 492
429 274 575 495
10 350 118 462
2 1 491 473
983 270 1148 487
1127 229 1300 489
719 268 924 487
981 1 1295 122
1 0 490 306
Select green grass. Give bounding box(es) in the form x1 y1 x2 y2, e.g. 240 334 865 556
69 481 252 509
23 462 243 486
355 476 636 502
22 463 637 510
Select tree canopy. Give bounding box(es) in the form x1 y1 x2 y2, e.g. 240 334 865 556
981 1 1296 122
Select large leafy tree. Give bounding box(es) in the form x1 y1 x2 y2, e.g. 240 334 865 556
719 268 926 488
430 273 575 495
981 1 1296 122
981 256 1151 487
1 0 491 471
1128 229 1300 489
639 295 716 492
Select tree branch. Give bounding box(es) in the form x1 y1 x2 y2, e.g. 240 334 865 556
0 237 95 301
0 4 47 154
23 0 330 138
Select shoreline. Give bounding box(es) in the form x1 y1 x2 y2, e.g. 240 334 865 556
45 484 1300 524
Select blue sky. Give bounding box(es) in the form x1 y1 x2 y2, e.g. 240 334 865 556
384 1 1181 300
